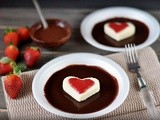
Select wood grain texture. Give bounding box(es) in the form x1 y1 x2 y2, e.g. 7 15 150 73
1 0 160 10
0 8 160 119
0 110 8 120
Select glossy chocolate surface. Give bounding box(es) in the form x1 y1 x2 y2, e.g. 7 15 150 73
92 17 149 47
44 65 119 113
30 19 72 47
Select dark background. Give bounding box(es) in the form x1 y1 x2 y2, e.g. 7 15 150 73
0 0 160 10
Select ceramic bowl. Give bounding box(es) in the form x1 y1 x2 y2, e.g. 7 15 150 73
80 6 160 52
30 19 72 48
32 53 130 119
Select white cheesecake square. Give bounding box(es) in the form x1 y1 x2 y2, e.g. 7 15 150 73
104 22 135 41
62 76 100 102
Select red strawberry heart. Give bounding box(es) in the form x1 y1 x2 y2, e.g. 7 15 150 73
109 22 128 33
69 77 94 94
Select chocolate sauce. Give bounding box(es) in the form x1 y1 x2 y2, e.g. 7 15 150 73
44 65 119 113
34 21 67 43
92 17 149 47
29 19 72 48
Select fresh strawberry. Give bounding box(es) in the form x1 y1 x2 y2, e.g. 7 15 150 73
17 27 30 42
0 57 15 75
0 63 13 75
4 44 20 61
4 74 23 99
24 47 41 68
3 28 19 46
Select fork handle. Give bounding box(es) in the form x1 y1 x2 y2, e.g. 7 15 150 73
140 87 159 119
136 72 147 89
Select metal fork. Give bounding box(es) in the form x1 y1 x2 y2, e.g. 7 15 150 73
125 44 159 119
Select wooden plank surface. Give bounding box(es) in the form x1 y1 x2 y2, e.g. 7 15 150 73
0 8 160 119
1 0 160 10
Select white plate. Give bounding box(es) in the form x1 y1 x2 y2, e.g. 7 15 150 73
32 53 129 119
80 6 160 52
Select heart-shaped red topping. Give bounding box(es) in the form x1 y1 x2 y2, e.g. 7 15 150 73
69 77 94 94
109 22 128 33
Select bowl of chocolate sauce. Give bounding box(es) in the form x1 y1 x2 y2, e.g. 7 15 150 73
81 7 160 52
30 19 72 48
32 53 129 119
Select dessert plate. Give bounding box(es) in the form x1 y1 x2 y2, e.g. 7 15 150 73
32 53 129 119
80 6 160 52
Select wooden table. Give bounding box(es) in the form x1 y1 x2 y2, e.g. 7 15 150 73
0 8 160 119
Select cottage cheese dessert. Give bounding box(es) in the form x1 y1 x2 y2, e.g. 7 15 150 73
63 76 100 102
104 22 135 41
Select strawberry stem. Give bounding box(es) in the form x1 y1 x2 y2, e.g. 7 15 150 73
10 61 17 68
30 46 39 51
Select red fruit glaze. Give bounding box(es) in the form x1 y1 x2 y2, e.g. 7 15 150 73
109 22 128 33
69 78 94 94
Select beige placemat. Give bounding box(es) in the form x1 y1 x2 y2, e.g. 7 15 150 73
1 47 160 120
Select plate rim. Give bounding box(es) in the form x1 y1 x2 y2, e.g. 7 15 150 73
32 53 130 119
80 6 160 52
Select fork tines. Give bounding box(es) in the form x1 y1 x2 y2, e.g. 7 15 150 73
125 44 138 64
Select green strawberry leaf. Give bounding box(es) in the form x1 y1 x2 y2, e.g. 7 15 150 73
0 57 13 64
3 28 16 35
13 63 27 75
17 63 27 71
13 66 21 75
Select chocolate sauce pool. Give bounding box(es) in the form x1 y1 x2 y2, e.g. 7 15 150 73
34 23 67 43
44 65 119 113
92 17 149 47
